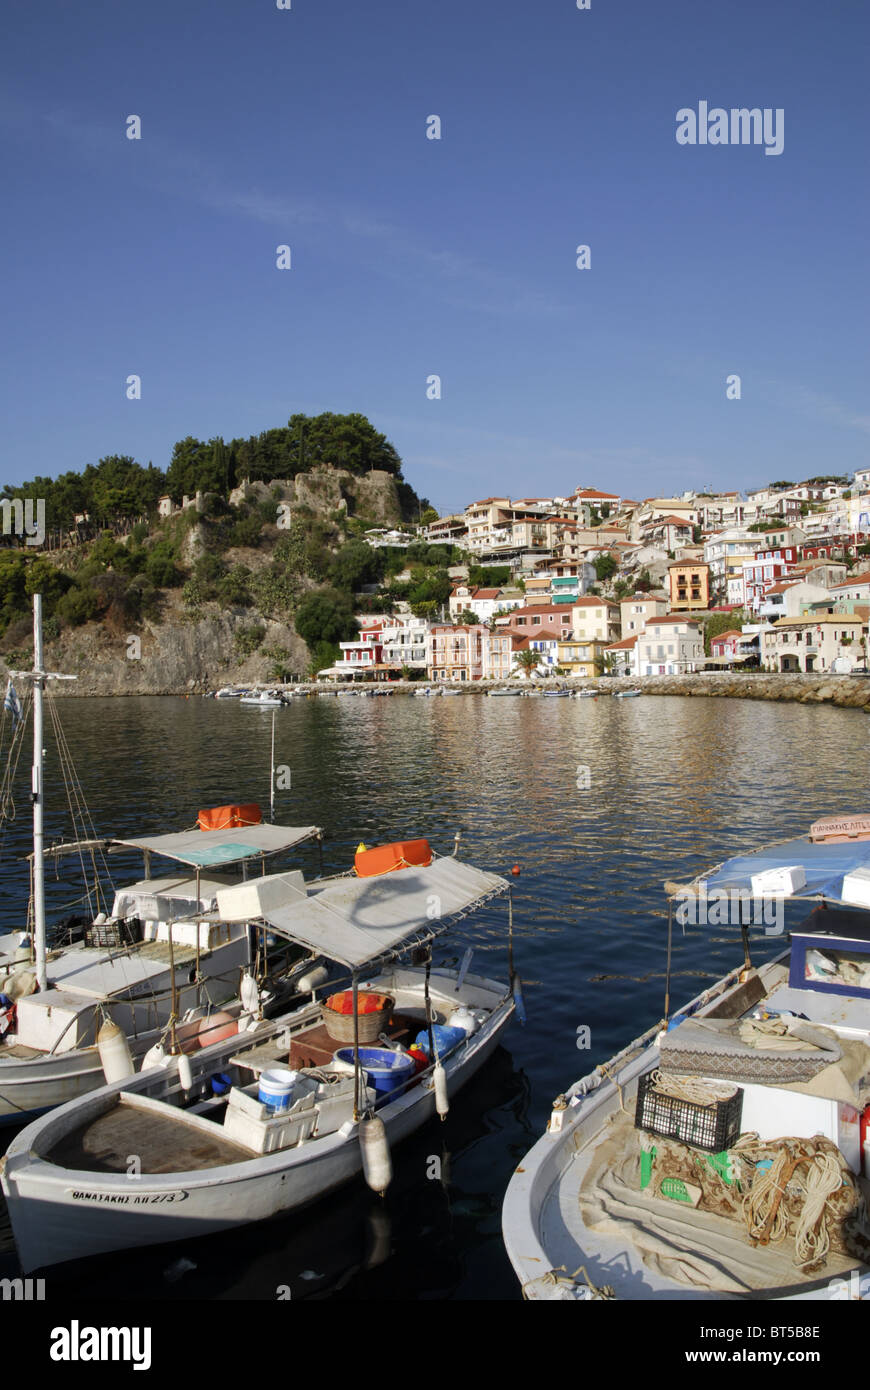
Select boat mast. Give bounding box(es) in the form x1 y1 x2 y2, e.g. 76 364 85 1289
32 594 47 992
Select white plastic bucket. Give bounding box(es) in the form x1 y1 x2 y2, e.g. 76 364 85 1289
258 1068 297 1112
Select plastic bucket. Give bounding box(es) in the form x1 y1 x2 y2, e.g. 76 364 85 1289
258 1068 297 1112
334 1047 416 1097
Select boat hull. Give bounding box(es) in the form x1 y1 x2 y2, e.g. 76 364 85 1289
3 985 513 1271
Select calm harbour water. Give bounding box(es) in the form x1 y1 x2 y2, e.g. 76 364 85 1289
0 691 867 1301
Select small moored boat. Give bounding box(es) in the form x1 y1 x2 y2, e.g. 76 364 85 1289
2 844 518 1272
503 817 870 1300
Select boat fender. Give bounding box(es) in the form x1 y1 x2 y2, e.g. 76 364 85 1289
177 1052 194 1091
511 974 527 1026
240 972 260 1015
97 1019 135 1084
447 1007 479 1037
297 964 329 994
141 1042 168 1072
359 1116 392 1195
433 1061 449 1120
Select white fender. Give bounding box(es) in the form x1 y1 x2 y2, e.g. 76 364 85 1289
359 1116 392 1195
97 1019 135 1083
434 1061 449 1120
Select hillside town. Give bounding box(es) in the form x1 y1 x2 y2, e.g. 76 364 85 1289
322 474 870 682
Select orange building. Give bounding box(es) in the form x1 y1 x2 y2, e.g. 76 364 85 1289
668 560 710 612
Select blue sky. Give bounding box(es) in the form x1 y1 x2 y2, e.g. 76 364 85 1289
1 0 867 514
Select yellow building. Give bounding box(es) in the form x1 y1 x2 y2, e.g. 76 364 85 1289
557 639 608 677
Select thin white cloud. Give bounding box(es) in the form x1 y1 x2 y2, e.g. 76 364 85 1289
2 95 565 320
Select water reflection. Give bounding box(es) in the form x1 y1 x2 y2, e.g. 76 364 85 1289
0 693 866 1299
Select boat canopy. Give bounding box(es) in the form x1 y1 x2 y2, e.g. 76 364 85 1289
111 823 321 869
254 857 508 969
671 834 870 907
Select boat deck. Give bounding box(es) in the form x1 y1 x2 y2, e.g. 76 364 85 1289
48 1096 253 1174
542 1104 867 1299
232 1009 426 1074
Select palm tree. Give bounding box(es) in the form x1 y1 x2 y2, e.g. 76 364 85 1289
515 649 541 678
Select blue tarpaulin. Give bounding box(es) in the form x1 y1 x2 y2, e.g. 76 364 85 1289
694 836 870 906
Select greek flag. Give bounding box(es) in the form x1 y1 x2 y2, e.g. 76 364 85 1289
3 679 21 728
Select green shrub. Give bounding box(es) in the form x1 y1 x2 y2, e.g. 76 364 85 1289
235 623 266 658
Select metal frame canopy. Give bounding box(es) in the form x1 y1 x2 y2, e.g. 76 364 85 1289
254 857 509 969
110 823 321 869
666 834 870 908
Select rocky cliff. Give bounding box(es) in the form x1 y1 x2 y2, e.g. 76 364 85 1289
15 596 308 696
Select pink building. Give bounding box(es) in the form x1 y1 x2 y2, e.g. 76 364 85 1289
429 625 486 681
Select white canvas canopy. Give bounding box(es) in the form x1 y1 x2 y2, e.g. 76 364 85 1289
111 823 321 869
244 858 508 969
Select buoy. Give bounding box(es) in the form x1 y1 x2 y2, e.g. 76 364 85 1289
359 1116 392 1195
433 1061 449 1120
177 1052 194 1091
511 864 521 876
297 964 329 994
141 1042 167 1072
196 1010 237 1048
97 1018 135 1083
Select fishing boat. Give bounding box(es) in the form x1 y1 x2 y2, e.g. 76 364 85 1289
502 813 870 1300
573 689 599 699
613 688 642 699
488 688 523 697
541 690 571 698
0 597 323 1123
2 842 518 1272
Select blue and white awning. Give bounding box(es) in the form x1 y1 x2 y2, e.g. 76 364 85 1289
676 835 870 907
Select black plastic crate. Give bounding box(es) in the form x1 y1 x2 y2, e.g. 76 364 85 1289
634 1070 743 1153
84 917 142 950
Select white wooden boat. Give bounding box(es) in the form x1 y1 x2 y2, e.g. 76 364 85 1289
240 691 285 707
503 820 870 1300
488 688 523 697
2 851 516 1272
0 825 323 1124
573 689 599 699
0 597 323 1124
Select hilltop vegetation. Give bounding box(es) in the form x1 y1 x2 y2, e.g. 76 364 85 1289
0 412 460 677
0 413 422 534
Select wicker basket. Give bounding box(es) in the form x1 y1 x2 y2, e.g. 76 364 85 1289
322 993 394 1044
